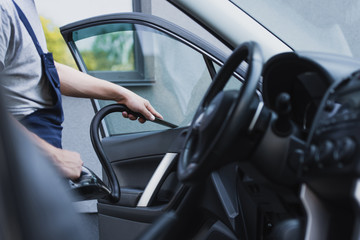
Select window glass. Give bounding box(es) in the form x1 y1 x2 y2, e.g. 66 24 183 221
75 25 135 71
73 24 145 84
72 23 213 135
231 0 359 57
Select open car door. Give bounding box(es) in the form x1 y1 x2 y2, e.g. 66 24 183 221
60 12 244 240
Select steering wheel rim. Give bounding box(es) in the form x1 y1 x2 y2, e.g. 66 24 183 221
177 41 263 183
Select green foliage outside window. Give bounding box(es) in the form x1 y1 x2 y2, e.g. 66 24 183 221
77 31 135 72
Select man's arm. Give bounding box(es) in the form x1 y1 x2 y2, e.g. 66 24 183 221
12 117 83 180
55 62 163 122
49 62 163 180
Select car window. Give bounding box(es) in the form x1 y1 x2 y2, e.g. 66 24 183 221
72 23 217 135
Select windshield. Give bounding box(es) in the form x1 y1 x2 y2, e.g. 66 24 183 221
231 0 360 59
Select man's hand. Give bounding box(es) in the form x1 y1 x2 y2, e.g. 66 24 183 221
12 117 84 180
119 89 163 123
47 147 84 180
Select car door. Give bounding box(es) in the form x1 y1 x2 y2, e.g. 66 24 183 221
60 12 244 240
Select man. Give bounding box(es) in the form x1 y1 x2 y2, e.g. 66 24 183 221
0 0 163 180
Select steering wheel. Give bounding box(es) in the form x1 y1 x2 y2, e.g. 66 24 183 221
177 41 263 183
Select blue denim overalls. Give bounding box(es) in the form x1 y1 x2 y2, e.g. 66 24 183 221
13 1 64 148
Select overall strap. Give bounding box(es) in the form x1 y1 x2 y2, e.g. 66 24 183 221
12 0 44 55
12 1 64 149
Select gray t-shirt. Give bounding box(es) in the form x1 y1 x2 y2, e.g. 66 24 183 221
0 0 53 120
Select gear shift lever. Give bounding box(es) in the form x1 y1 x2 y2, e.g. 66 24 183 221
273 92 292 136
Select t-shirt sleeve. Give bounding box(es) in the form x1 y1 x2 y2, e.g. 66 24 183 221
0 5 12 71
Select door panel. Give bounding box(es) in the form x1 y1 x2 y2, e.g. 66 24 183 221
101 128 184 161
101 127 185 208
60 12 237 240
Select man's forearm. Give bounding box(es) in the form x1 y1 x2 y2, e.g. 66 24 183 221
55 61 129 102
55 61 162 121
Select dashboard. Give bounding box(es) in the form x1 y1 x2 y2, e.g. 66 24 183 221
262 52 360 140
254 51 360 189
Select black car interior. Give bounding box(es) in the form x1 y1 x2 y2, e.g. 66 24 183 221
2 38 360 239
98 46 360 239
64 40 360 240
